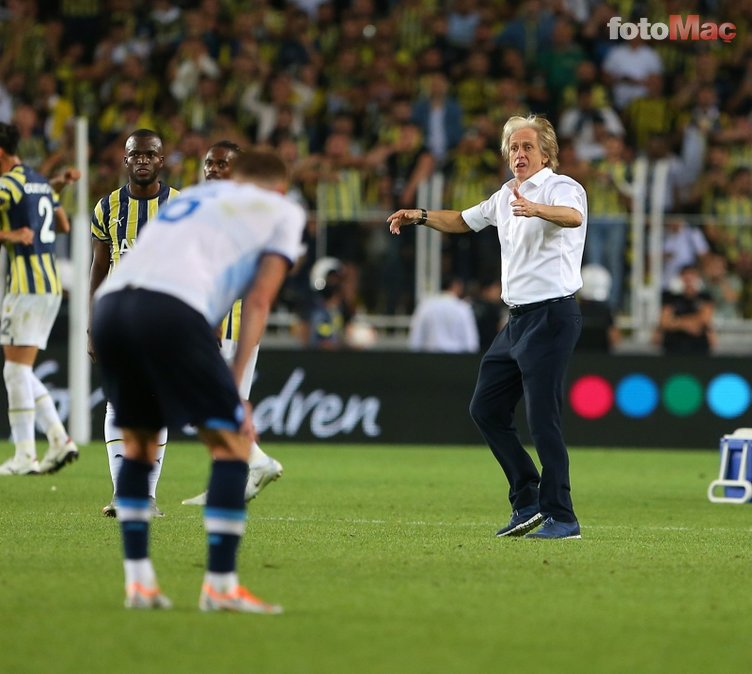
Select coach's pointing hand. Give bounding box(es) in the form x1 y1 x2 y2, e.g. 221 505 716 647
387 209 423 235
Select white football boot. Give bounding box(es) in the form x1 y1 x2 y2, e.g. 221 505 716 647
181 454 283 506
0 455 41 476
39 438 79 474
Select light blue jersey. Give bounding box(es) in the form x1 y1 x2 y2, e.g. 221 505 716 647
96 180 305 327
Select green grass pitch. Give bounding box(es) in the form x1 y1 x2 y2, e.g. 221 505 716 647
0 442 750 674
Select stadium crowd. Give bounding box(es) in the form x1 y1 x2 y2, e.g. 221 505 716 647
2 0 752 345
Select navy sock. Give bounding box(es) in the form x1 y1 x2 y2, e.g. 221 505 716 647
204 460 248 573
116 458 152 560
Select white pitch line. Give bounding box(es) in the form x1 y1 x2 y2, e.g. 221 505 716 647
251 516 752 533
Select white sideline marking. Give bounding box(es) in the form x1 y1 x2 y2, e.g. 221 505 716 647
252 516 751 533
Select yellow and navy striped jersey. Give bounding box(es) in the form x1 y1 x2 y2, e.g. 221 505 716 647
0 164 63 295
221 299 242 341
91 182 179 269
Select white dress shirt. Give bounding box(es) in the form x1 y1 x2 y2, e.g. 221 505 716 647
461 167 587 307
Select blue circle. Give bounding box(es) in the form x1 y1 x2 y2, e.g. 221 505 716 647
707 374 751 419
615 374 659 418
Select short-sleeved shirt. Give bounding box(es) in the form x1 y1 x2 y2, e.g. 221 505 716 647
461 167 587 306
409 293 480 353
0 164 63 295
662 226 710 288
96 180 306 327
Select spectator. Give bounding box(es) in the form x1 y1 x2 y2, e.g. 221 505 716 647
576 264 621 353
558 83 625 162
168 36 221 102
534 16 585 112
443 126 500 281
409 275 479 353
305 257 350 350
704 167 752 268
370 121 435 314
558 60 611 112
583 133 632 311
471 277 505 352
0 71 25 124
182 75 221 133
701 253 742 323
641 133 690 214
662 216 711 290
601 33 663 110
487 77 530 130
677 84 727 186
496 0 555 69
32 72 74 151
12 104 48 171
446 0 481 51
455 51 496 121
411 72 464 167
656 264 716 355
685 144 731 214
624 74 673 150
307 130 368 263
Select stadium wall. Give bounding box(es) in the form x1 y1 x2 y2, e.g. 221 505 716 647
3 347 750 449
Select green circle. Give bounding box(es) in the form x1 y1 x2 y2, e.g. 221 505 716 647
663 374 704 416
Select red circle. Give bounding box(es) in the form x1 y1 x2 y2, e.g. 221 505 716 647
569 375 614 419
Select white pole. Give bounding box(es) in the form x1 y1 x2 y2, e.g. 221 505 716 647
68 117 91 444
648 159 669 328
630 157 648 340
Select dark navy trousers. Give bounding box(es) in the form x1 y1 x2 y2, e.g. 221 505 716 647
469 297 582 522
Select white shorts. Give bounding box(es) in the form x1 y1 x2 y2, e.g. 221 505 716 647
0 293 62 349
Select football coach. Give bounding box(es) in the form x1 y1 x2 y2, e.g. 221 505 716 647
387 115 587 540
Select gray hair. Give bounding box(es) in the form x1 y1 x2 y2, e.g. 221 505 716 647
500 115 559 171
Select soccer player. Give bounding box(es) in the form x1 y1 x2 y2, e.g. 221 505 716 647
0 122 79 475
89 129 179 516
90 148 305 612
182 140 284 507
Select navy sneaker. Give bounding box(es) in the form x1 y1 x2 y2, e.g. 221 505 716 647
524 517 581 540
495 505 543 537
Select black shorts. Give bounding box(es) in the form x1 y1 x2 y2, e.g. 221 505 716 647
91 288 244 432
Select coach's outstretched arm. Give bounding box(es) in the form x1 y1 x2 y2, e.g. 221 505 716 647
387 208 471 235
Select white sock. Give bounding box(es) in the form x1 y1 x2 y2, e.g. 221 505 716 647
238 344 259 401
204 571 238 593
4 361 37 461
124 559 157 588
106 403 169 499
104 401 124 494
30 374 67 446
148 429 168 499
239 345 263 466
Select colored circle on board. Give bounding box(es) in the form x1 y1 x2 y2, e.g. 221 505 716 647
615 374 659 418
662 374 704 417
706 373 751 419
569 375 614 419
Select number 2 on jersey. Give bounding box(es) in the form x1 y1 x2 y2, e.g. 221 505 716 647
38 196 55 244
